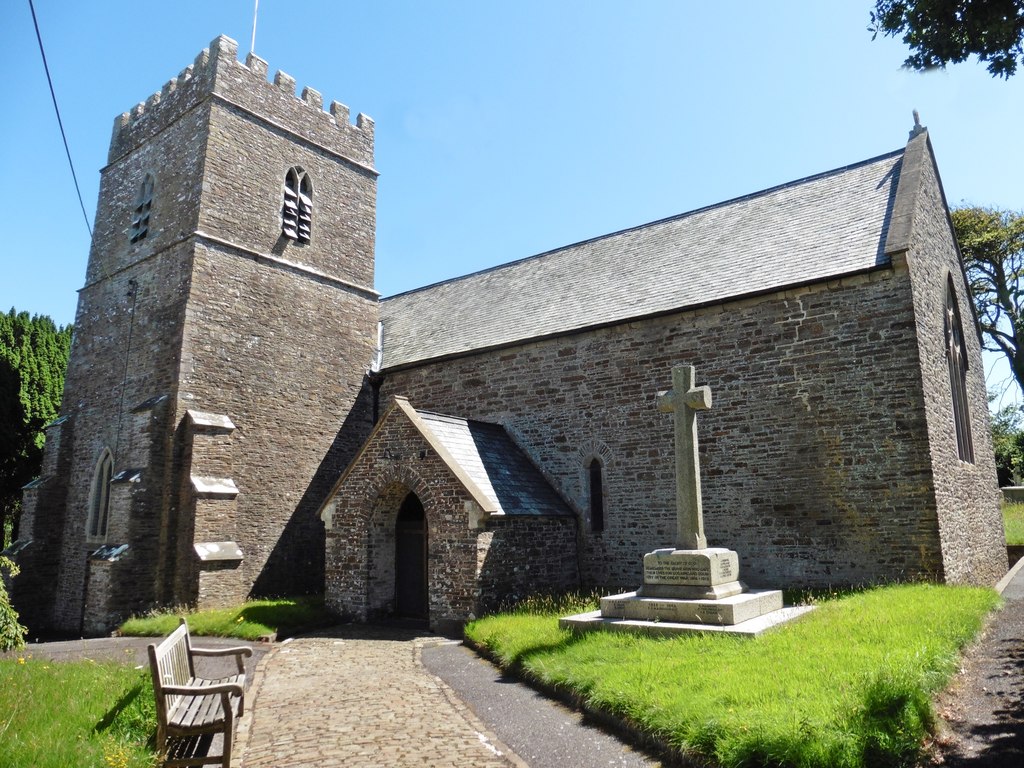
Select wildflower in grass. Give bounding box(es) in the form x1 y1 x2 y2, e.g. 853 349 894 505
102 739 132 768
17 656 25 664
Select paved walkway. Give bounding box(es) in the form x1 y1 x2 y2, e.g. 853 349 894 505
235 625 522 768
234 624 657 768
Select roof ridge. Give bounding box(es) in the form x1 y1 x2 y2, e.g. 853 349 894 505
382 147 905 303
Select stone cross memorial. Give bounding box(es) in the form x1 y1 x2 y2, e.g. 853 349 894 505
561 362 791 634
638 364 744 601
656 365 711 551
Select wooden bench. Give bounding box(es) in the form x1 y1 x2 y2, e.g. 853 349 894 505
147 619 253 767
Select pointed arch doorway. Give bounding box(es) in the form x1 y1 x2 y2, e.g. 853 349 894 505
394 492 428 619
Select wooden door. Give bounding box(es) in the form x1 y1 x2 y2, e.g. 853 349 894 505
395 493 428 619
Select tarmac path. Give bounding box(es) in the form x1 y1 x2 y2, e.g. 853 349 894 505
932 558 1024 767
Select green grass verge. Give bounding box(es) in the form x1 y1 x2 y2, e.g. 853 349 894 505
119 595 332 640
466 584 999 768
0 656 156 768
1004 501 1024 546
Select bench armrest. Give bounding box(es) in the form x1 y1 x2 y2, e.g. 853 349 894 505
190 645 252 674
161 682 244 698
190 646 253 658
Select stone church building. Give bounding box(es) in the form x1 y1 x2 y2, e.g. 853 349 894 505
10 36 1006 635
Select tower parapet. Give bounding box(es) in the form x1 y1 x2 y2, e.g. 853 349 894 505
109 36 374 170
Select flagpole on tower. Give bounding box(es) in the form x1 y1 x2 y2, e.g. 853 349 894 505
251 0 260 55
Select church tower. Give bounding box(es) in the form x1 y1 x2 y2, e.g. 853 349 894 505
14 36 379 634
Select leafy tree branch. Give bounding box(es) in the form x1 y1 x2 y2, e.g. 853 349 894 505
952 207 1024 397
871 0 1024 78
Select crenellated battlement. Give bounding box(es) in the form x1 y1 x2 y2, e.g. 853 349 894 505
109 35 374 168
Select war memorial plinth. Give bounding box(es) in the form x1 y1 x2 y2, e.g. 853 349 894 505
561 365 813 637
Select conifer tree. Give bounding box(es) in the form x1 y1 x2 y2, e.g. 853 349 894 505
0 309 72 547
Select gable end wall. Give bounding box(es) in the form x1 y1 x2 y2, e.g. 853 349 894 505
901 139 1005 585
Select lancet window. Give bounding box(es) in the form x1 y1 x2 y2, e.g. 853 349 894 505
87 450 114 540
945 276 974 463
282 167 312 243
588 457 605 533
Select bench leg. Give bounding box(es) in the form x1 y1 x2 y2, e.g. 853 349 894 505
222 726 232 768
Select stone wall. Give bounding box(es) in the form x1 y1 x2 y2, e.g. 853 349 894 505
42 240 192 632
178 241 377 600
12 417 73 630
380 265 951 590
899 135 1005 584
476 516 580 613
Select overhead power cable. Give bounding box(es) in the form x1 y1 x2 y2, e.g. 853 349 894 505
28 0 93 237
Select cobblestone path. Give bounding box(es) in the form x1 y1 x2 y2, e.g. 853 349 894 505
235 625 522 767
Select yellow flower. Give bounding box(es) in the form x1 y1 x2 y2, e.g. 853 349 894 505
17 657 25 664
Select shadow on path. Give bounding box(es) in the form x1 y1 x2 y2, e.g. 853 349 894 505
933 567 1024 767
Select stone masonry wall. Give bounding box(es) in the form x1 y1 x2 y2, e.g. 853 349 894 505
476 516 579 613
380 267 945 590
199 44 376 287
12 418 73 630
28 44 220 630
901 138 1005 585
179 241 377 600
167 40 378 602
44 241 191 632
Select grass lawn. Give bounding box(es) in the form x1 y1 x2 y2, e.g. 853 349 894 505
118 595 332 640
466 584 999 768
0 656 156 768
1004 501 1024 546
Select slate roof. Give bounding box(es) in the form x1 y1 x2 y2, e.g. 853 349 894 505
380 149 904 369
416 410 574 517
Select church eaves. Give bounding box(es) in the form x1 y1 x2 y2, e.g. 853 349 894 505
380 148 904 369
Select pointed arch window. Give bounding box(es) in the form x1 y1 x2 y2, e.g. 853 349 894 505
587 457 605 533
130 174 154 243
87 450 114 540
945 276 975 463
282 167 312 244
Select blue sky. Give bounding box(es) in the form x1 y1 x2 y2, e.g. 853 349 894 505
3 1 1023 400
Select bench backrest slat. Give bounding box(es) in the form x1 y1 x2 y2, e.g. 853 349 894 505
148 622 192 719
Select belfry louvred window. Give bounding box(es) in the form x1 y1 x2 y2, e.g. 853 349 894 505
129 174 154 243
283 167 312 243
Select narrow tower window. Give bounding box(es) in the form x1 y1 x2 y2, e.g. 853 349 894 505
87 450 114 539
129 174 154 243
588 457 605 533
945 277 975 463
282 167 312 244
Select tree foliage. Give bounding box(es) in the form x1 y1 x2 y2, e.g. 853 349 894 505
0 555 27 651
870 0 1024 78
990 400 1024 485
952 207 1024 398
0 309 72 548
